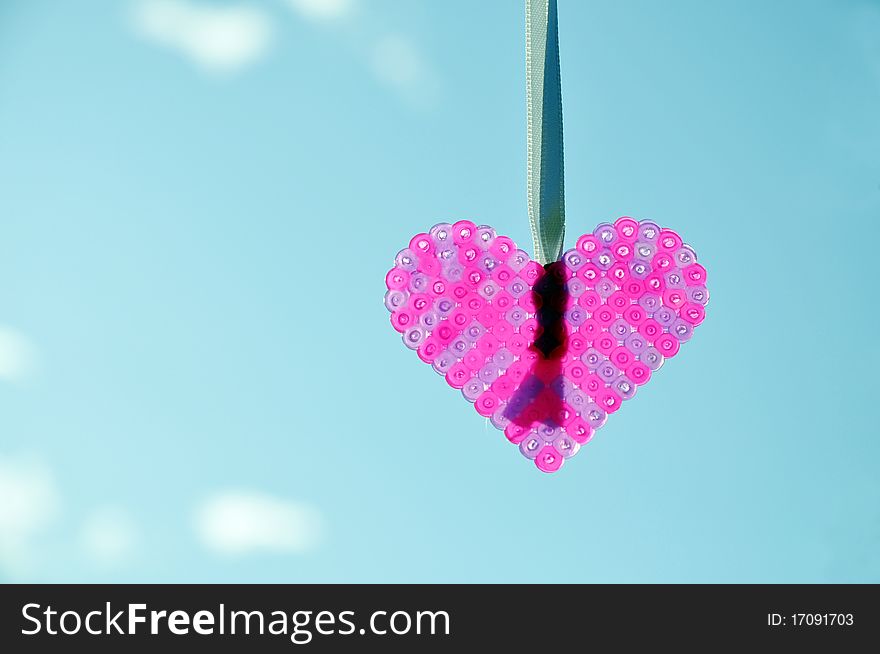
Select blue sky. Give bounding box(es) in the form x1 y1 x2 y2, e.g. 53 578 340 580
1 0 879 583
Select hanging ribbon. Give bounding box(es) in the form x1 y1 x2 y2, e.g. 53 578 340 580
526 0 566 265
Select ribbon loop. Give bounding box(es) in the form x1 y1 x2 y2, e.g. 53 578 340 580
526 0 565 265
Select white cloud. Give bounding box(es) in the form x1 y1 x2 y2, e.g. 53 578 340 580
0 455 59 577
371 35 425 90
195 491 323 555
131 0 274 75
286 0 353 22
80 507 138 567
0 326 37 383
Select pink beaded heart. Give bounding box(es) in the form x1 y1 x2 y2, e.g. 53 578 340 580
384 217 708 473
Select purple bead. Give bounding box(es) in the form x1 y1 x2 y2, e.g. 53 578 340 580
554 434 580 459
490 405 511 430
687 285 709 306
519 434 542 460
509 250 530 272
507 279 529 298
463 321 485 342
629 260 650 280
581 348 602 370
640 347 664 371
403 326 426 350
395 248 418 272
444 264 464 282
567 388 588 412
639 293 661 314
598 361 619 382
613 375 636 401
479 362 501 384
384 289 407 312
566 277 586 297
671 318 693 342
478 280 499 300
505 307 528 327
610 319 631 341
430 222 453 244
433 350 456 374
594 222 616 245
624 331 648 354
566 307 587 326
435 298 455 316
420 311 441 330
563 249 585 271
596 278 616 297
409 272 429 293
538 422 560 441
461 378 485 402
664 270 685 289
493 347 514 369
674 246 697 267
634 241 656 261
638 221 660 242
476 226 496 248
594 249 614 271
449 336 470 356
583 402 607 430
655 306 676 326
550 375 574 397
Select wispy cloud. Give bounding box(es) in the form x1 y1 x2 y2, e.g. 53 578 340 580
0 455 59 577
286 0 354 22
370 35 430 95
0 326 37 383
195 490 324 555
79 507 139 568
131 0 274 75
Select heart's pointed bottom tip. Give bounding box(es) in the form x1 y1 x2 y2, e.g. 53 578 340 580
385 217 709 472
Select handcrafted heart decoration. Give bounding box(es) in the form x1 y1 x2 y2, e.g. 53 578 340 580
384 217 708 473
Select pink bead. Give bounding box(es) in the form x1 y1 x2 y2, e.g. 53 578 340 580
612 241 635 261
408 293 432 314
565 360 588 382
610 346 633 369
409 233 434 256
595 306 615 327
465 295 484 314
464 267 484 288
417 256 440 276
491 264 515 285
608 291 629 313
507 333 529 354
598 388 622 414
595 333 616 355
680 302 706 326
658 229 683 252
519 260 543 285
580 318 600 342
451 282 469 302
651 252 674 272
417 337 441 363
517 293 538 311
578 290 601 312
492 319 513 341
475 390 499 417
490 374 517 400
385 268 410 291
476 333 501 356
626 361 651 385
463 349 485 371
644 273 666 294
449 309 470 330
520 318 539 341
490 236 515 261
567 333 588 356
390 309 414 333
477 307 500 328
608 262 630 285
505 359 530 383
504 422 529 444
566 417 593 444
452 220 476 244
535 446 564 473
577 263 600 284
583 374 603 396
623 304 646 325
654 333 680 357
457 245 480 266
638 318 662 342
576 234 601 258
435 322 456 344
446 362 471 388
429 280 446 297
492 290 515 312
614 217 639 241
663 288 687 311
684 263 707 285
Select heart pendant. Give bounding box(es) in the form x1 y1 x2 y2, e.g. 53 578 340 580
384 217 708 473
